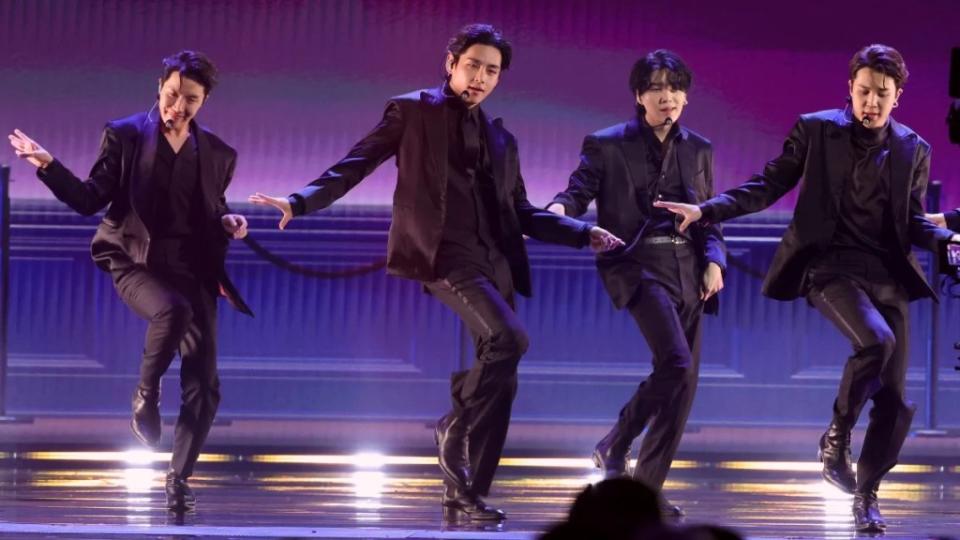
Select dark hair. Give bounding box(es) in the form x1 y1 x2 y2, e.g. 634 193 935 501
445 23 512 74
849 44 908 88
560 478 661 539
629 49 692 98
160 50 218 95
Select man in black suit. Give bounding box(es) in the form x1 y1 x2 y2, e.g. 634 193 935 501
8 51 252 512
548 50 725 517
657 44 958 532
249 24 623 521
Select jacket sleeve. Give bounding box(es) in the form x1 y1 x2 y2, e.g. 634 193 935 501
289 100 404 216
36 124 123 216
550 135 603 218
514 146 592 248
908 146 953 250
700 117 808 224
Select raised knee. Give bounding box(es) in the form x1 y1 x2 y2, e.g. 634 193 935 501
863 329 896 360
497 327 529 358
155 300 193 327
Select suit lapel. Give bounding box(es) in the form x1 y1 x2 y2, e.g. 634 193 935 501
824 109 853 213
675 128 698 203
420 88 448 206
480 110 509 201
193 122 219 218
132 113 159 227
887 118 915 229
619 119 650 206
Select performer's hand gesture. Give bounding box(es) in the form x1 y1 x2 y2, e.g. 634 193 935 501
248 192 293 230
589 227 625 252
925 213 947 228
546 203 566 216
221 214 248 239
653 200 702 233
8 129 53 169
701 262 724 301
549 203 622 252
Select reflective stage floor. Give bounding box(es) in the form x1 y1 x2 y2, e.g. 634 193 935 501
1 448 959 539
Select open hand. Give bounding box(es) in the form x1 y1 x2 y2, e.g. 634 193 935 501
653 201 702 233
8 129 53 169
248 192 293 230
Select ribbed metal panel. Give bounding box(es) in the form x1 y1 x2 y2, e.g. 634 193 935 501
3 203 958 427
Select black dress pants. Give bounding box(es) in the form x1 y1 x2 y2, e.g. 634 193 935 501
425 263 526 498
617 244 704 491
806 250 915 491
113 264 220 479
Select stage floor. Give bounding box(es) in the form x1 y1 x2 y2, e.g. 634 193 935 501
1 448 959 539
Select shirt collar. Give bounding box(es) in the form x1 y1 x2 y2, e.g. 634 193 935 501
638 115 682 145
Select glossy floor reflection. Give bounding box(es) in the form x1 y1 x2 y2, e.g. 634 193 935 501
0 451 958 539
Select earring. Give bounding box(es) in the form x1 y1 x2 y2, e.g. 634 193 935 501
892 100 899 109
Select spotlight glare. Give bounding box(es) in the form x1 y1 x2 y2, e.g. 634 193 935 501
353 452 385 469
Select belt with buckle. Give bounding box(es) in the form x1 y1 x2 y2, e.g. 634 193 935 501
641 235 689 246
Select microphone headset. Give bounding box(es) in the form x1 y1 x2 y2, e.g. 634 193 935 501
654 117 674 129
146 92 174 130
149 83 177 130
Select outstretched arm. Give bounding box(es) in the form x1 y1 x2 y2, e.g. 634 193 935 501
656 117 810 230
248 100 404 229
10 127 121 216
515 167 623 252
548 135 604 218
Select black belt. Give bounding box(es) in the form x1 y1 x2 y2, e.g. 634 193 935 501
641 235 690 246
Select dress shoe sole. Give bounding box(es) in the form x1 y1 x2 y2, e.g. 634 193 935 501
591 451 603 470
854 521 885 533
166 501 196 513
130 419 160 448
661 506 685 518
591 450 628 478
442 503 506 522
817 448 855 494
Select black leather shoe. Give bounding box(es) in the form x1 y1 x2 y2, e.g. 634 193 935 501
165 472 196 512
442 486 506 521
131 386 161 448
853 488 886 532
591 424 631 478
435 413 471 491
818 421 856 494
658 494 685 518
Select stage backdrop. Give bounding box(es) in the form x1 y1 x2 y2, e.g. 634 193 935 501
1 1 960 442
1 0 959 209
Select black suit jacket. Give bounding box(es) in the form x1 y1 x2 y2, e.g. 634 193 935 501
700 108 951 301
290 86 593 297
551 119 726 313
37 112 252 315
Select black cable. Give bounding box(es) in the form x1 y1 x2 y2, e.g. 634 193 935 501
240 234 386 279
